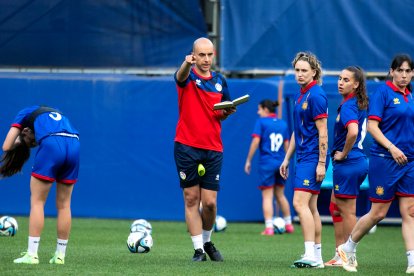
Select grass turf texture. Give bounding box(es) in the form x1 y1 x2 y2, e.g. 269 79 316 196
0 217 408 275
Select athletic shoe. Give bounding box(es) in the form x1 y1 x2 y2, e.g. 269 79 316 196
285 224 295 233
407 266 414 274
13 252 39 264
315 260 325 268
192 248 207 262
203 241 223 262
261 227 274 236
338 244 357 272
324 255 343 266
292 256 318 268
49 252 65 264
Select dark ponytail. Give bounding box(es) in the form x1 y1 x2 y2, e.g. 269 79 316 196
0 136 31 177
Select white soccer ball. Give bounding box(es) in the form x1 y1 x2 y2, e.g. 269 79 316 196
368 224 377 234
130 219 152 234
127 231 153 253
0 216 18 237
214 215 227 232
272 217 286 234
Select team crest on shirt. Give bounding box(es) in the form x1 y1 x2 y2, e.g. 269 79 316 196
302 101 308 110
179 171 186 180
303 179 310 186
196 79 201 86
336 114 340 122
393 98 400 105
376 186 384 196
215 83 222 91
334 184 339 191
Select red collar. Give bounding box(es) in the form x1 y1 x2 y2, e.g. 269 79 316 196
386 80 410 95
268 113 277 118
342 92 355 103
301 80 317 94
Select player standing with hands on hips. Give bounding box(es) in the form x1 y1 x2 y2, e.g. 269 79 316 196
244 99 294 235
173 37 235 262
0 106 80 265
325 66 368 267
338 54 414 274
279 51 329 268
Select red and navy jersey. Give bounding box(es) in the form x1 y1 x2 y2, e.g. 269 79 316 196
252 114 289 164
11 105 79 143
174 68 230 152
333 94 367 159
368 81 414 159
293 81 328 161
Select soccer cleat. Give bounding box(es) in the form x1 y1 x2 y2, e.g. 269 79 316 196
314 260 325 268
261 227 274 236
203 241 223 261
285 224 295 233
324 255 343 266
49 252 65 264
338 244 357 272
292 256 318 268
192 248 207 261
407 266 414 274
13 252 39 264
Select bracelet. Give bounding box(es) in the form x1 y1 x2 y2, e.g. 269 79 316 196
318 161 326 164
387 143 394 152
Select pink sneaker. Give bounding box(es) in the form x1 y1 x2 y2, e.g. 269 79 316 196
285 224 295 233
261 227 274 236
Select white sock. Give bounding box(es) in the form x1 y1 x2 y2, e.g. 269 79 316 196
314 243 322 262
283 216 292 225
57 239 68 255
191 234 204 251
407 250 414 267
202 229 212 244
343 236 358 253
304 241 315 259
265 219 273 228
28 236 40 255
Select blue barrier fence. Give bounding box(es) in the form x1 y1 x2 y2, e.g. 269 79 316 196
0 73 401 221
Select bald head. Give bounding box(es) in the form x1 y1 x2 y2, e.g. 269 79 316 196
193 37 214 53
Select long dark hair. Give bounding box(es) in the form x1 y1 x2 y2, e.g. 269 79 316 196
345 66 369 110
0 135 31 178
259 99 279 113
388 54 413 91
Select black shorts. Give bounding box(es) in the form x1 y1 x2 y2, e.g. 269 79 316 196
174 142 223 191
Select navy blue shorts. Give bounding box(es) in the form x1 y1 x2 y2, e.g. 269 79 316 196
174 142 223 191
32 135 80 184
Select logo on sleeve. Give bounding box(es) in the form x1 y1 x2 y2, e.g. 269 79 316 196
376 186 384 196
215 83 222 92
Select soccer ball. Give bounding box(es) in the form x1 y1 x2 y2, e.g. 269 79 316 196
213 215 227 232
272 217 286 234
130 219 152 234
0 216 18 237
127 231 153 253
368 224 377 234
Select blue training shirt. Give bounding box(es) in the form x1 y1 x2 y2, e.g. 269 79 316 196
333 94 367 159
252 114 289 164
293 81 328 161
368 81 414 159
11 105 79 143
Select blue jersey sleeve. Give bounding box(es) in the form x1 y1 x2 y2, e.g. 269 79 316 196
219 74 231 102
310 90 328 120
12 106 39 128
368 85 387 120
341 101 359 127
174 69 190 88
252 118 262 137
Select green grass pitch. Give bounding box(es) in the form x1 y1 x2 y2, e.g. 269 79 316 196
0 217 408 275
